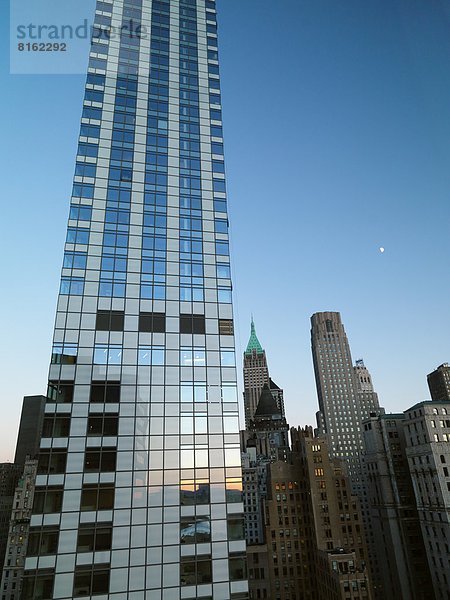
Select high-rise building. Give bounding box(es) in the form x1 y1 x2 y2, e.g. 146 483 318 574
243 319 284 427
241 383 291 599
311 312 382 597
427 363 450 401
353 359 380 419
263 460 317 600
241 384 290 547
291 427 372 600
310 312 381 486
0 464 22 575
0 459 38 600
23 1 247 598
243 320 269 427
14 395 46 466
404 400 450 599
362 413 432 600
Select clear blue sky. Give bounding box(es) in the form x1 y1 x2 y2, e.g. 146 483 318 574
1 0 450 461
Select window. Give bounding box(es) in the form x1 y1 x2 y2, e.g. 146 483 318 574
32 487 63 514
95 310 124 331
138 346 164 365
180 347 206 366
63 252 87 269
37 449 67 475
60 276 85 295
211 142 224 155
226 478 242 502
87 414 119 436
77 523 112 552
69 205 92 221
90 381 121 403
77 143 98 158
217 264 230 279
66 227 90 245
51 344 77 364
47 381 74 404
215 241 229 255
219 319 233 335
181 383 207 403
180 314 206 334
21 571 54 600
84 447 117 472
139 312 165 332
93 345 122 365
42 416 70 438
218 288 232 303
180 482 210 506
27 528 59 556
73 565 110 597
80 484 115 511
180 556 212 586
229 554 247 581
220 350 235 366
227 517 244 541
180 517 211 544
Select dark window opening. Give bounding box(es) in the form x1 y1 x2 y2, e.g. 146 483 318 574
32 487 63 515
22 571 54 600
95 310 124 331
27 528 59 556
229 554 247 581
180 314 205 334
77 523 113 552
227 517 245 541
73 565 110 597
80 484 115 511
139 312 166 332
90 381 121 403
87 414 119 436
84 448 117 472
37 449 67 475
180 556 212 586
47 381 74 404
42 416 71 438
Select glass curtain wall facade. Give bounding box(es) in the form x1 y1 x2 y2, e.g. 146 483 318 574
23 1 247 599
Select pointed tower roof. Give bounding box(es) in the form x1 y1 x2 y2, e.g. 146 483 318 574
269 377 280 390
245 318 264 355
254 384 281 417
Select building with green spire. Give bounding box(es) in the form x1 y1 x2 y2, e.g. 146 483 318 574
245 318 264 355
243 319 285 427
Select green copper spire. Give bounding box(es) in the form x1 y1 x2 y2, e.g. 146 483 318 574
245 317 264 355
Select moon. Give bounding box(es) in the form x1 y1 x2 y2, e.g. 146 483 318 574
379 247 385 253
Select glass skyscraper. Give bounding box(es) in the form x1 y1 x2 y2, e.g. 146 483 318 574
23 1 247 598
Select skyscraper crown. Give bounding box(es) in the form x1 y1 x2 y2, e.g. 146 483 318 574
245 318 264 355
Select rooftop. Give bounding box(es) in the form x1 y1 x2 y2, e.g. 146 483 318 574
254 384 281 418
244 318 264 355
